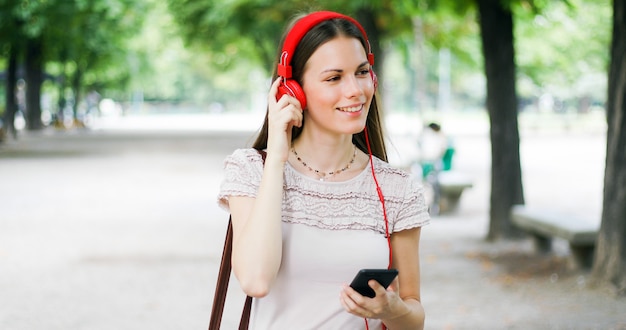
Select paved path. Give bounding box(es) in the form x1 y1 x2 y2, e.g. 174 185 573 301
0 126 624 329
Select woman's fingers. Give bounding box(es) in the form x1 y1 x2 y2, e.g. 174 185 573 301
340 284 373 318
268 77 282 106
270 77 303 113
369 279 389 297
271 102 302 128
270 86 303 129
340 281 400 320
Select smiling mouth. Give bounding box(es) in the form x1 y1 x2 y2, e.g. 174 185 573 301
337 105 362 113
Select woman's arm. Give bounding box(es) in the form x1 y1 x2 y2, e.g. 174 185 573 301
380 226 425 329
228 78 303 298
229 153 286 298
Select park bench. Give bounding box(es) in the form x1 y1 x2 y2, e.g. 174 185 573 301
437 171 473 213
510 205 600 269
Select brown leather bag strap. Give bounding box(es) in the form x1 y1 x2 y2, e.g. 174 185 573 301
209 149 266 330
239 296 253 330
208 218 235 329
209 218 253 330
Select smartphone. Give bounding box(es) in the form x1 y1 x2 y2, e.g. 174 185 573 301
349 269 399 298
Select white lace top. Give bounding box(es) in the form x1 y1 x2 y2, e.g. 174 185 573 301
217 148 430 329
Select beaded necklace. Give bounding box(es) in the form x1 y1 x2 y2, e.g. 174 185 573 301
292 145 357 181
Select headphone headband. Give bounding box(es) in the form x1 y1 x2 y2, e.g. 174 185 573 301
277 11 374 79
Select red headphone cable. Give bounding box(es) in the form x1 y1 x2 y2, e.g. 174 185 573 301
363 128 392 268
363 128 391 330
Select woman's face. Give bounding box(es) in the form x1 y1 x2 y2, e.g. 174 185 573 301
301 36 375 136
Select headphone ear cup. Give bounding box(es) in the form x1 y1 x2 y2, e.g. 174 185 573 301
277 79 307 110
370 69 378 91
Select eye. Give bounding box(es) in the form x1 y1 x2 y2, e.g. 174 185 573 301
326 75 341 82
357 68 370 76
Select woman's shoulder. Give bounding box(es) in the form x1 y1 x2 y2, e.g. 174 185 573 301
225 148 264 164
370 156 422 195
371 157 412 179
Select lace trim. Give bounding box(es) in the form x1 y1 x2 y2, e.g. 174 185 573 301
218 148 430 233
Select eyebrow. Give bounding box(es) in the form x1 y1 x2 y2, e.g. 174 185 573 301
321 61 370 74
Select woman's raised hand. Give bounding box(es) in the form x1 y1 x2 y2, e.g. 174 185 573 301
266 77 303 162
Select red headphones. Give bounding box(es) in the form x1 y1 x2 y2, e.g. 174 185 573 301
276 11 378 110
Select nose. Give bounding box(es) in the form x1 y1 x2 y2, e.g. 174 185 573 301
343 75 365 99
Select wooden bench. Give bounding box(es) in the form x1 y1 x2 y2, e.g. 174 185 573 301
437 172 473 213
510 205 600 269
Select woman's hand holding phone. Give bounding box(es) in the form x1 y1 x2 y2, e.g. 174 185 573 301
339 269 408 321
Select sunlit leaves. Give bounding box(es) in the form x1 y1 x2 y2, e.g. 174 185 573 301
515 0 611 99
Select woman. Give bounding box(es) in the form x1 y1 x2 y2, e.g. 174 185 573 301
218 11 430 329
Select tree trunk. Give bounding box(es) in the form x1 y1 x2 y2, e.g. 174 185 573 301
56 67 67 127
24 37 44 130
477 0 525 240
592 0 626 296
56 49 68 127
4 45 19 139
72 67 83 124
356 8 384 90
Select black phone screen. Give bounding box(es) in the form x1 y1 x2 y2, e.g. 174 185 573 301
349 269 398 298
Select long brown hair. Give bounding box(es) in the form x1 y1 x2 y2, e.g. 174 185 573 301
252 14 387 162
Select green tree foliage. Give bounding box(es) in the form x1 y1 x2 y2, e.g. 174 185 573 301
1 0 148 129
167 0 439 76
515 0 611 107
165 0 480 113
127 1 277 111
167 0 291 72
